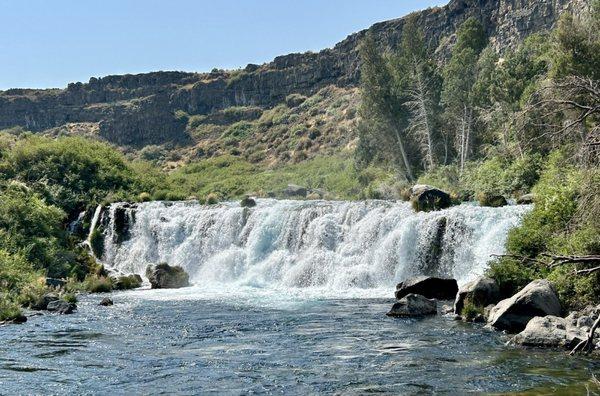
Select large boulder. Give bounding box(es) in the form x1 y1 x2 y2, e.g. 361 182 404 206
510 316 588 349
487 279 562 333
454 276 501 315
387 294 437 317
395 276 458 300
47 300 76 315
410 185 452 212
145 263 190 289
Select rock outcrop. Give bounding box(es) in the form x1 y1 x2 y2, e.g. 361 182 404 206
387 294 437 317
0 0 585 148
510 316 588 349
146 263 190 289
395 276 458 300
487 279 562 333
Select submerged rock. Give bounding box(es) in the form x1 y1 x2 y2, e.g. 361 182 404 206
410 185 451 212
454 276 500 315
387 294 437 317
395 276 458 300
510 316 587 349
99 297 114 306
146 263 190 289
47 300 76 315
487 279 561 333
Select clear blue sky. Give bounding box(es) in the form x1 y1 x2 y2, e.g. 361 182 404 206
0 0 446 90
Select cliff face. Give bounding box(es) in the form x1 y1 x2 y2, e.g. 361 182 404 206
0 0 587 148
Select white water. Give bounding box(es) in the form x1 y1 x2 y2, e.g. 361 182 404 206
101 199 531 299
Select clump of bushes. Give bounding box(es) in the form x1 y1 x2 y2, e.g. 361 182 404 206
82 275 113 293
205 193 219 205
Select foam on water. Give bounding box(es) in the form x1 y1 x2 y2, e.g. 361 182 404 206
102 199 531 299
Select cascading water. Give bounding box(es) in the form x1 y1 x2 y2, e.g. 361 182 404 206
100 199 531 298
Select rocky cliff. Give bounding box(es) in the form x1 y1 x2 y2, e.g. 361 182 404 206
0 0 587 149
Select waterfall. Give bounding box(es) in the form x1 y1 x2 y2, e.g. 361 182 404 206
81 205 103 257
101 199 530 296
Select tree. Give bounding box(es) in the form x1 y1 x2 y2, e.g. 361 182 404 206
441 17 487 173
359 33 415 181
399 17 442 171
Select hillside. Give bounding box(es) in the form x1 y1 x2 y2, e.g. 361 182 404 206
0 0 586 167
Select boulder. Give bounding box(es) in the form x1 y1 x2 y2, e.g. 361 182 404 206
47 300 76 315
387 294 437 317
487 279 562 333
45 278 66 289
516 193 535 205
240 196 257 208
395 276 458 300
410 185 452 212
31 293 59 310
145 263 190 289
510 316 588 349
454 276 501 315
99 297 114 306
283 184 307 198
478 194 508 208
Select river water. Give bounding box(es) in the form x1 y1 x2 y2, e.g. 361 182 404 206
1 200 599 394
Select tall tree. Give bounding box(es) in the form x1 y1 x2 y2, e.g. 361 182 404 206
359 33 415 181
441 17 487 173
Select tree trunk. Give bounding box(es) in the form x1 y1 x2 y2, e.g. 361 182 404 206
393 127 415 182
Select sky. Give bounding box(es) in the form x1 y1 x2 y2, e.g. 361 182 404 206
0 0 447 90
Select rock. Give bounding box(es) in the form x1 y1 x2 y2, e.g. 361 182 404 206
454 276 501 315
387 294 437 317
45 278 66 289
516 193 535 205
395 276 458 300
240 196 257 208
47 300 76 315
510 316 588 349
145 263 190 289
283 184 307 198
487 280 562 333
31 293 59 311
99 297 114 306
409 185 452 212
478 193 508 208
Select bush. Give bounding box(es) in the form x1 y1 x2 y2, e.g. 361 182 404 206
461 301 484 321
0 297 23 322
486 257 539 298
62 293 78 304
83 275 113 293
112 275 142 290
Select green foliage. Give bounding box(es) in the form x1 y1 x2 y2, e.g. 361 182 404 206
83 275 113 293
0 136 155 215
487 258 539 298
62 293 78 304
205 193 219 205
461 301 484 321
0 296 23 322
112 275 142 290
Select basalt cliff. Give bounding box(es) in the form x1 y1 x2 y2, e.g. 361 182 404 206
0 0 588 152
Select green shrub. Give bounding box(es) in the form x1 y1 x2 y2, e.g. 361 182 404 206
138 192 151 202
62 293 78 304
486 257 539 298
461 301 484 321
112 275 142 290
89 229 105 259
0 297 23 322
83 275 113 293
